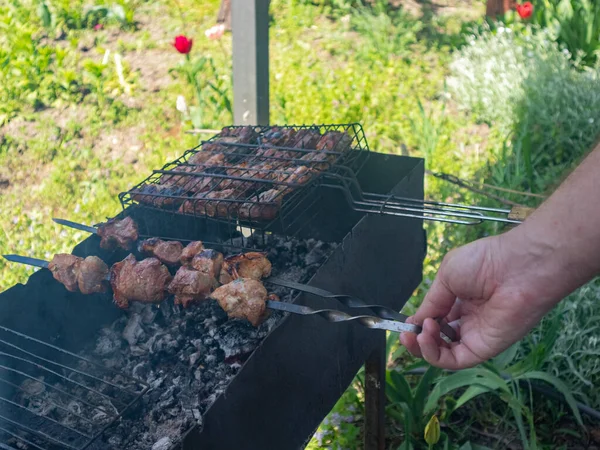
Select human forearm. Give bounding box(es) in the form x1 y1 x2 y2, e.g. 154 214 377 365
499 145 600 307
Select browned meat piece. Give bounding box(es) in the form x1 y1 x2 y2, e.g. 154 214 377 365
300 150 330 169
219 162 277 191
219 251 272 284
180 241 205 266
97 217 139 251
77 256 109 295
291 129 322 149
188 152 227 167
130 184 187 209
48 254 82 292
200 126 258 154
137 238 184 267
168 266 214 307
238 189 283 221
299 131 353 169
110 254 172 309
276 165 315 186
261 127 297 147
211 278 269 326
316 131 353 152
191 249 224 281
178 189 242 218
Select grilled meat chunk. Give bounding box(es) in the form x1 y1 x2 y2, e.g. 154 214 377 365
238 189 283 221
48 254 82 292
180 241 205 266
77 256 109 295
220 252 272 284
178 189 241 218
299 130 353 169
191 249 224 280
97 217 139 251
110 254 172 309
291 129 322 150
168 266 214 307
211 278 269 327
316 131 352 152
130 184 187 209
276 165 314 185
187 152 227 167
138 238 184 267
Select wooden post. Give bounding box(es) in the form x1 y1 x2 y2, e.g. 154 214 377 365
231 0 270 126
364 333 386 450
486 0 514 18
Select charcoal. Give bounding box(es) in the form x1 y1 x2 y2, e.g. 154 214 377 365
20 235 335 449
123 313 145 346
152 437 172 450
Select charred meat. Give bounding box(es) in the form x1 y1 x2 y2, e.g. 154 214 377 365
180 241 205 266
130 184 187 209
316 131 352 152
97 216 139 250
211 278 269 327
178 189 242 218
187 152 227 167
220 251 272 284
110 254 172 309
48 254 82 292
168 266 214 308
238 189 283 221
48 254 108 294
138 238 184 267
191 249 224 281
77 256 109 295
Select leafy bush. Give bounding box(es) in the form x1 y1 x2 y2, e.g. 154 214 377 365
526 278 600 408
529 0 600 67
447 24 600 192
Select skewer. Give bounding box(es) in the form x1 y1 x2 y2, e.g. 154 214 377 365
265 277 456 342
2 255 448 338
52 218 98 234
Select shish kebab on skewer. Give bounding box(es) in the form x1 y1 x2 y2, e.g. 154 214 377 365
4 250 276 327
44 217 458 340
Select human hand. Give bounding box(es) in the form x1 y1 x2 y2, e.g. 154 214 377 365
400 233 558 370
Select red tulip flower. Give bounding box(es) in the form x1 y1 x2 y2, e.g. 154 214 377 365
173 35 193 54
516 2 534 19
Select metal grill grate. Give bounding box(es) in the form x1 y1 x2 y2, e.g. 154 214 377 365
0 326 149 450
118 123 370 235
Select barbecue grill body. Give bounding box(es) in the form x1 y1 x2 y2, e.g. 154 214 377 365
0 152 425 450
175 152 426 450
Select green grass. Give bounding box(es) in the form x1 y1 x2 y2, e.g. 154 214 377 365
1 0 597 449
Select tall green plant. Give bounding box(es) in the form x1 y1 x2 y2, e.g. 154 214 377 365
531 0 600 67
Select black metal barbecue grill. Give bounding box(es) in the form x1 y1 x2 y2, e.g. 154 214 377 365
0 123 516 450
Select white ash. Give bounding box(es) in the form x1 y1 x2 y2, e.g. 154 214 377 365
48 236 336 450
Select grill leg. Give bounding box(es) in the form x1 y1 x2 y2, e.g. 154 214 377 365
364 332 386 450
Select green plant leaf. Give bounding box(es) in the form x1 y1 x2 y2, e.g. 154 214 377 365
516 371 583 426
37 1 52 28
492 343 519 370
413 365 440 418
386 370 413 408
425 368 509 415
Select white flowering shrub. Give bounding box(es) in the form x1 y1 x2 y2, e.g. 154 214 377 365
447 26 570 132
448 25 600 192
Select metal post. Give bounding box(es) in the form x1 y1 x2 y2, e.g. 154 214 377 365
364 332 386 450
231 0 270 126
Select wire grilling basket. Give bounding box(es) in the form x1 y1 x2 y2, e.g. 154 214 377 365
0 326 148 450
119 123 520 237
